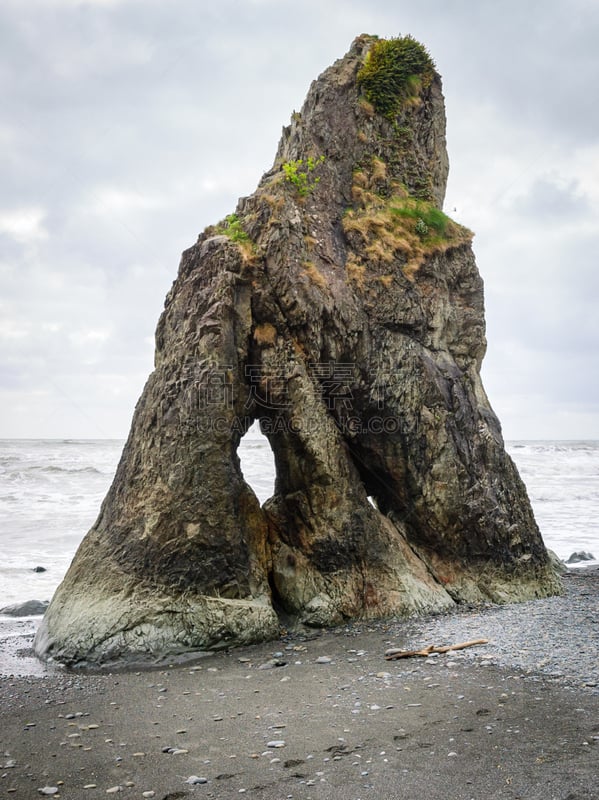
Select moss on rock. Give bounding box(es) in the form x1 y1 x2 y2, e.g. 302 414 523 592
357 35 435 119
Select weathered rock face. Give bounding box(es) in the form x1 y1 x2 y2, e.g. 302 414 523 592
35 35 561 668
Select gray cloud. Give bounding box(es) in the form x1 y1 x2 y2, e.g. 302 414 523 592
1 0 598 438
512 177 590 221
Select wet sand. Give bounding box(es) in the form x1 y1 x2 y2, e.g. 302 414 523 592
1 571 598 800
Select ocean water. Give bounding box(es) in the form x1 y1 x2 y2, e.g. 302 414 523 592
0 436 597 615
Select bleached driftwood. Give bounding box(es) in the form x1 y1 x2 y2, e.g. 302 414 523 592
384 638 489 660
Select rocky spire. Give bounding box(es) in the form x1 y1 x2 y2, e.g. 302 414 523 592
35 35 561 668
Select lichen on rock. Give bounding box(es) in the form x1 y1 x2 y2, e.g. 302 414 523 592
35 34 562 669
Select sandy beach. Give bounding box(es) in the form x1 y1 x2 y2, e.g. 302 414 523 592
2 568 598 800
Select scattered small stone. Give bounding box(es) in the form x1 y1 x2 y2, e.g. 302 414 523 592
185 776 208 785
106 788 123 795
266 740 286 748
259 659 287 669
83 785 97 790
316 656 332 664
38 789 59 797
170 749 189 755
142 793 156 798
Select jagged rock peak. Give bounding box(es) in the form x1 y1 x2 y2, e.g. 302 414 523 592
269 34 449 210
35 35 561 670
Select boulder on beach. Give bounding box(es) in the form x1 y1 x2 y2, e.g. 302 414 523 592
566 551 596 564
34 34 562 668
547 550 569 575
1 600 49 617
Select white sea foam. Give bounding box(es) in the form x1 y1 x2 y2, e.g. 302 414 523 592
506 440 599 563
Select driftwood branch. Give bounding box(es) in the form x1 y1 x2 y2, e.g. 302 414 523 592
384 638 489 661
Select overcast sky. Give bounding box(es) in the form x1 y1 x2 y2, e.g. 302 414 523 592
1 0 598 440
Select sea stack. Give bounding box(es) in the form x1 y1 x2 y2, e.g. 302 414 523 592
35 34 562 668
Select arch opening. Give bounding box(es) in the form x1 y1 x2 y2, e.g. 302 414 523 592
237 421 276 505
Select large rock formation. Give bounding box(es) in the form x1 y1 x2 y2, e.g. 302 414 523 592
35 35 561 668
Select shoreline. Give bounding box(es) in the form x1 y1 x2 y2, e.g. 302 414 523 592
1 568 599 798
2 566 598 685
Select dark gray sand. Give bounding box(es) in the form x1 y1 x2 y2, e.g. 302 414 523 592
1 569 598 800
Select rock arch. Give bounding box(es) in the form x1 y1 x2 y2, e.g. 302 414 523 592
35 35 560 668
